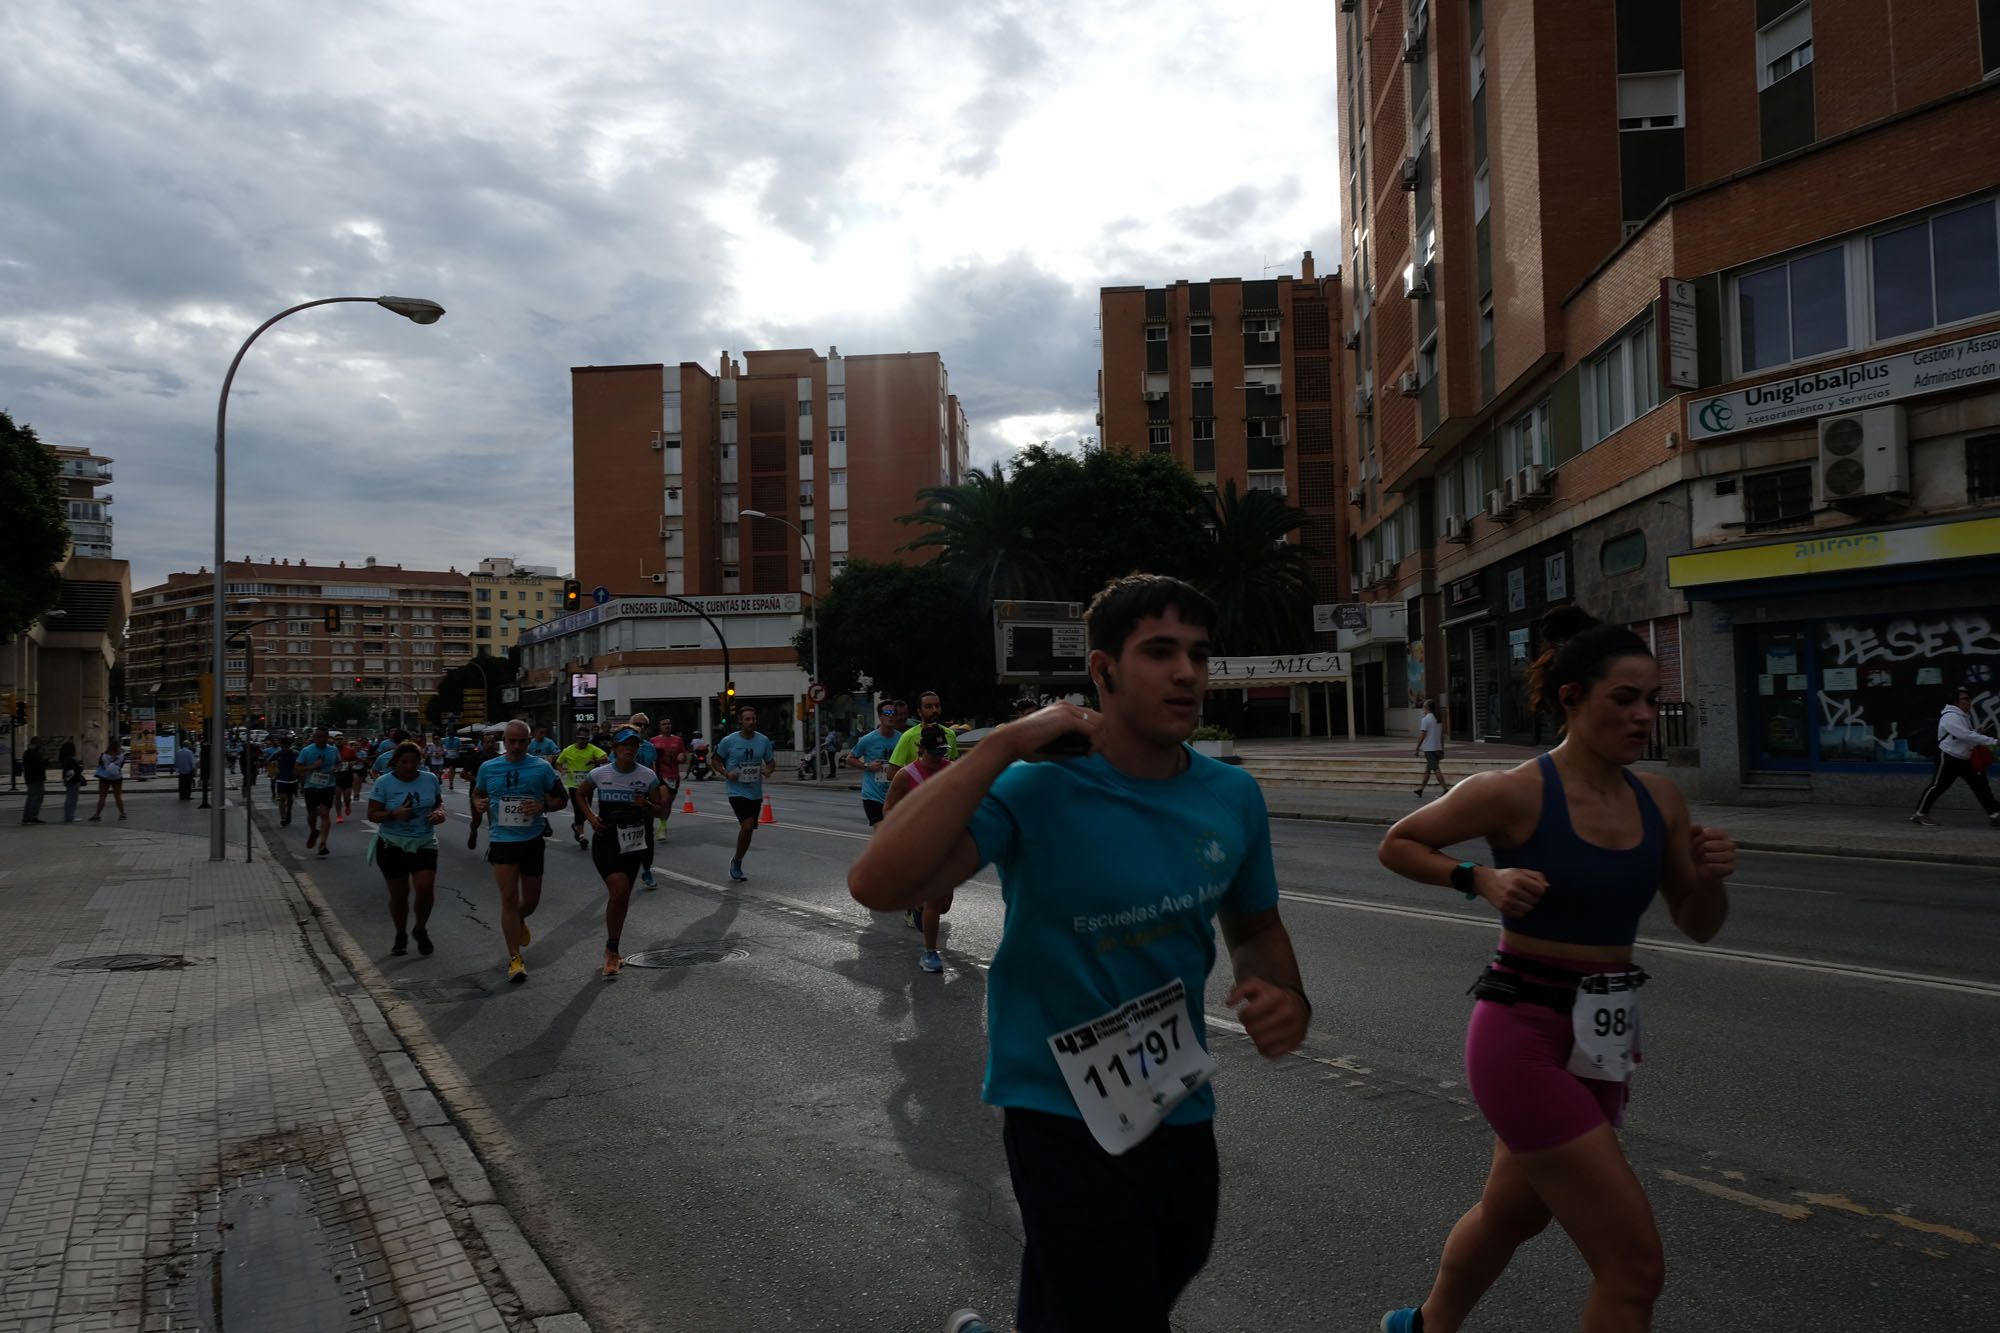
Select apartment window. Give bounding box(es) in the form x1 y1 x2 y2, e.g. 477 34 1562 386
1736 246 1847 372
475 608 490 621
1871 199 2000 339
1479 307 1494 347
1470 37 1485 93
829 469 847 485
1618 71 1683 130
829 390 844 402
1193 419 1215 443
799 399 812 417
1473 165 1490 221
476 588 489 601
829 428 846 445
1145 325 1167 342
1757 4 1812 89
1504 400 1551 472
1969 434 2000 502
1418 336 1438 383
723 567 740 580
800 438 815 456
1421 218 1437 265
799 479 815 504
1742 465 1814 531
1584 317 1658 443
721 443 734 458
1147 425 1172 453
1189 321 1211 337
722 522 738 539
1984 0 2000 75
801 519 815 537
1247 473 1287 494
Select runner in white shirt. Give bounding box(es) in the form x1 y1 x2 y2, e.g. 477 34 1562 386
575 729 668 978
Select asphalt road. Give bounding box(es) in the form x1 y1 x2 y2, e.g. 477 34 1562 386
261 777 2000 1332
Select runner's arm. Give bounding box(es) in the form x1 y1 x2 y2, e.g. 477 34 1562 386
1647 775 1731 943
850 705 1093 911
1218 907 1310 1057
575 778 607 831
1377 770 1544 910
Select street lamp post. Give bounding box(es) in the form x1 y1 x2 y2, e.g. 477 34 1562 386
738 510 820 775
209 295 444 860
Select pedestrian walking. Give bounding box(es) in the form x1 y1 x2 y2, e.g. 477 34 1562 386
849 574 1309 1332
89 740 128 821
1910 686 2000 827
174 738 198 800
20 737 47 823
59 741 83 822
1375 605 1737 1333
1414 697 1451 797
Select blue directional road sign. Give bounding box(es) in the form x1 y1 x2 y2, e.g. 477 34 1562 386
592 585 611 606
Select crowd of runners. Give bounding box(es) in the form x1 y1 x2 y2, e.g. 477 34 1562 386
227 571 1734 1332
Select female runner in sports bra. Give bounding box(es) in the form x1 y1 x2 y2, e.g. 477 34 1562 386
1375 606 1737 1333
885 724 956 974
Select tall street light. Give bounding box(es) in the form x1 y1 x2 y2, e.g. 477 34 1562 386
209 295 445 860
738 510 820 774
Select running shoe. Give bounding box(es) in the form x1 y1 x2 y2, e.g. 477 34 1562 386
337 814 345 824
1910 813 1938 826
317 845 329 858
945 1312 991 1333
413 927 434 956
920 950 944 974
507 956 527 985
1380 1309 1421 1332
904 908 922 929
729 861 747 882
391 933 408 956
640 867 656 889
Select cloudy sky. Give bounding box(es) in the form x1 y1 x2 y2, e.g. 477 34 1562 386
1 0 1337 589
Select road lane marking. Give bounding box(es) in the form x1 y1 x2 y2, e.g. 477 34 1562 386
1796 1194 1986 1246
1658 1170 1810 1221
1275 889 2000 997
1728 880 1839 896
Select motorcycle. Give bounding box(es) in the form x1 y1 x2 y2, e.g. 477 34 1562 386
686 736 713 782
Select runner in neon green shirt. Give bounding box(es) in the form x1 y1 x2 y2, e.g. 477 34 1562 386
556 728 606 849
887 690 959 775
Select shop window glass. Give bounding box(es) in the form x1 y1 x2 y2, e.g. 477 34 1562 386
1968 434 2000 502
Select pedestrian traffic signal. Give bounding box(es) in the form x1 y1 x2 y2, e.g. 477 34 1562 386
11 700 23 725
563 579 581 611
324 606 341 633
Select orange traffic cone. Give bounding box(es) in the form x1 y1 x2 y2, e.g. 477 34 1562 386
681 791 695 814
759 798 776 825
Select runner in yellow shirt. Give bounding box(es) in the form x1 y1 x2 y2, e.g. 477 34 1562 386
556 726 607 848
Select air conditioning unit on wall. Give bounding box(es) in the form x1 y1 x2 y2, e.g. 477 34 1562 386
1398 371 1420 397
1354 388 1374 417
1817 405 1909 505
650 573 666 584
1400 157 1421 191
1444 514 1469 543
1488 487 1516 522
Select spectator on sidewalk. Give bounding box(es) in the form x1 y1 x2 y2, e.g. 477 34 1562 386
20 737 47 824
1912 687 2000 828
1414 698 1451 799
90 740 128 821
59 741 84 822
174 739 198 800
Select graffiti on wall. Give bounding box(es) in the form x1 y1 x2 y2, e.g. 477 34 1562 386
1816 611 2000 764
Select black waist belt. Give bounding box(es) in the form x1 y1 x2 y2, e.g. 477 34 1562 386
1468 951 1649 1014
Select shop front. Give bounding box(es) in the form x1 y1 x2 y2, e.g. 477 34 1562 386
1671 516 2000 803
1441 536 1573 747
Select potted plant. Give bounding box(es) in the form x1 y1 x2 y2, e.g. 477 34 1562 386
1189 725 1236 762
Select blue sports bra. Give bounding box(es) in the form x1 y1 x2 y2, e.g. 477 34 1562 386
1491 754 1664 947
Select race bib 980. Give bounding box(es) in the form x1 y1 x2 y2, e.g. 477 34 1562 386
1047 979 1216 1156
1568 970 1644 1083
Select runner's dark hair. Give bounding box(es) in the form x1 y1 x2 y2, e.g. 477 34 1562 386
392 740 424 765
918 723 952 755
1085 574 1218 657
1528 605 1653 716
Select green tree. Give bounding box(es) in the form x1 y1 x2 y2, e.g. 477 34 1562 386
319 691 376 728
0 409 70 639
424 654 515 728
898 464 1055 606
1198 482 1316 654
797 559 1008 719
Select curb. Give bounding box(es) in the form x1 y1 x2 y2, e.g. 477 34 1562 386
249 808 598 1332
1266 806 2000 868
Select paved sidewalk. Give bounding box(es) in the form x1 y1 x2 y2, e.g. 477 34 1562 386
0 801 590 1331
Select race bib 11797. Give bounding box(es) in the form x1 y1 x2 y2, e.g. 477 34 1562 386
1047 979 1216 1156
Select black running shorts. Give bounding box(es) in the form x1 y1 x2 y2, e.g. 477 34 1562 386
376 842 438 881
728 796 762 824
590 823 650 882
486 837 547 875
862 798 884 826
303 787 337 811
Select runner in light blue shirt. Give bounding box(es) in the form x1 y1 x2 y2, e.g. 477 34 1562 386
847 703 901 827
528 725 560 760
296 727 342 858
713 707 775 882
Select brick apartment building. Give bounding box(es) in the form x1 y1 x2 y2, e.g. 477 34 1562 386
128 559 474 732
1342 0 2000 803
532 348 970 745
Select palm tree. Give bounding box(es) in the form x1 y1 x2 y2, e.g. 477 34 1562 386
899 464 1056 606
1199 482 1315 654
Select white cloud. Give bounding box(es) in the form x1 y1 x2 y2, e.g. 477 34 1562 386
0 0 1338 587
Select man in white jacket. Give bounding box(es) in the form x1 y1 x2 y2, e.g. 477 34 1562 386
1912 687 2000 827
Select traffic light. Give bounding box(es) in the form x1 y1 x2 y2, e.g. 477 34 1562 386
10 699 23 725
324 605 342 633
724 680 736 701
353 675 363 687
562 579 582 611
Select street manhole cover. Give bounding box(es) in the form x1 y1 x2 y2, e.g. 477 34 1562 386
59 954 190 972
622 944 748 968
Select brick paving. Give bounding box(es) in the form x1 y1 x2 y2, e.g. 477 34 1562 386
0 819 515 1332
